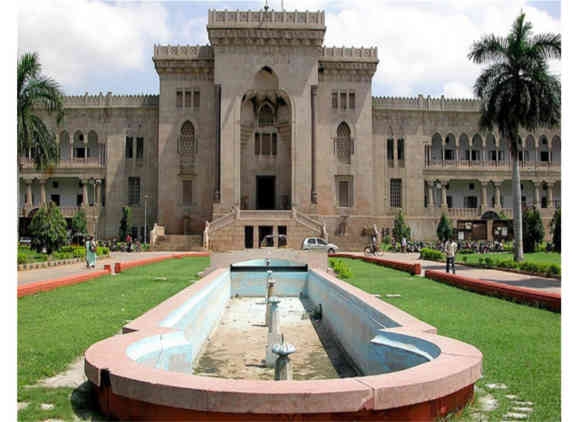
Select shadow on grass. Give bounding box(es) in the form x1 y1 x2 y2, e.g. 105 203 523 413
70 381 114 421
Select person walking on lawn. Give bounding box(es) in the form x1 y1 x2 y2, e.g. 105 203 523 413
445 237 458 274
85 236 97 269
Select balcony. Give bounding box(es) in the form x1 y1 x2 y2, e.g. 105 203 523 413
20 157 104 169
19 205 101 218
425 159 557 171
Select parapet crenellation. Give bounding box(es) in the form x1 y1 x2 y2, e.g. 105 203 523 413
207 9 325 28
373 95 481 112
153 45 214 60
63 92 159 108
320 46 378 62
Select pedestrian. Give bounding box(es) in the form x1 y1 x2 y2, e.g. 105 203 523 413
85 236 97 269
126 233 132 252
401 237 407 253
445 237 458 274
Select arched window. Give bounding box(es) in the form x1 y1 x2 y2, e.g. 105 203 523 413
59 131 70 161
336 122 352 164
258 104 274 127
179 121 195 154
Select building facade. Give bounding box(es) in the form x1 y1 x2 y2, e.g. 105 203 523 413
18 9 561 250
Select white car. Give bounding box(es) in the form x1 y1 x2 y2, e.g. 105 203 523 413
301 237 338 254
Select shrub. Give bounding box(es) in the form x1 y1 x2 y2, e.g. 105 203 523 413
436 214 454 242
550 208 561 253
71 209 88 244
548 264 560 276
329 259 353 280
420 248 444 261
523 207 544 253
484 256 494 267
29 202 68 254
392 210 411 242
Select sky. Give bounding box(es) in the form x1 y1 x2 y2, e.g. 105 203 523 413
17 0 562 98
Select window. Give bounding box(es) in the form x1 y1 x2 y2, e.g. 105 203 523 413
349 92 355 109
397 138 404 160
261 134 271 155
317 239 328 245
336 122 352 164
182 180 192 206
272 133 277 156
331 91 338 109
338 181 351 207
125 137 133 159
340 92 347 109
489 150 497 161
255 133 276 157
193 90 200 108
445 149 455 160
176 91 183 108
136 137 144 159
447 196 453 209
50 194 60 206
387 138 394 161
390 179 402 208
464 196 478 208
128 177 140 205
541 197 547 208
255 133 261 155
180 121 195 153
471 150 480 161
185 90 192 108
75 145 86 159
540 151 550 162
258 104 273 127
76 194 83 207
469 183 475 190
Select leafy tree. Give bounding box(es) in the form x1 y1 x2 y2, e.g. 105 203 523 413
119 206 131 241
522 207 544 253
29 202 68 254
71 209 88 244
468 13 560 261
550 207 560 253
392 210 411 241
17 52 64 169
436 213 454 242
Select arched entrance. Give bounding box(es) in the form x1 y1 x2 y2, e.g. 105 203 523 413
240 67 292 210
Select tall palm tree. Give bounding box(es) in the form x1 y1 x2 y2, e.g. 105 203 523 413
17 52 64 169
468 12 560 261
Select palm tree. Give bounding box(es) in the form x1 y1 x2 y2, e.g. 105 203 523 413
468 12 560 261
17 52 64 169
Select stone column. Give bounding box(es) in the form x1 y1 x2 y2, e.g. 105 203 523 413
81 179 88 207
39 179 47 205
480 182 488 209
83 137 88 163
547 182 553 208
494 182 502 209
533 182 540 207
427 181 434 208
273 225 278 247
440 181 448 209
310 85 317 204
95 179 101 206
25 179 33 207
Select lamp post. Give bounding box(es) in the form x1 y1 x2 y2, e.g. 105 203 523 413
143 194 151 245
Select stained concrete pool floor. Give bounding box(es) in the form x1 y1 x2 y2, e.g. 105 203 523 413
192 297 358 380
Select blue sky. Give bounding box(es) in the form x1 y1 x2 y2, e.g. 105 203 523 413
18 0 561 98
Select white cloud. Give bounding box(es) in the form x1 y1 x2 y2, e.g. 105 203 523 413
18 0 171 92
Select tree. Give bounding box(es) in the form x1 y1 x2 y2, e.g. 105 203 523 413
29 202 68 254
436 213 454 242
550 207 560 253
17 52 65 169
119 206 132 241
522 207 544 253
468 13 560 261
71 209 88 244
392 210 411 241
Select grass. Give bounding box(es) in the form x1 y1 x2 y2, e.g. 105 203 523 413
331 258 561 422
17 256 209 421
459 251 560 267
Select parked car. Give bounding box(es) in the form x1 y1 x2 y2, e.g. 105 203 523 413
301 237 338 254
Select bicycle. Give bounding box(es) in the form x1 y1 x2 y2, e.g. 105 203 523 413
364 244 384 257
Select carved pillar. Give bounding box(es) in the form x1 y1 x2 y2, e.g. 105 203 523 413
481 182 488 209
427 181 434 208
494 182 502 209
310 85 317 204
81 179 88 207
39 179 47 205
25 179 33 207
83 137 88 163
547 182 553 208
95 179 101 206
533 182 540 207
440 181 448 209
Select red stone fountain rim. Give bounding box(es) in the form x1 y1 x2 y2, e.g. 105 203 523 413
85 268 482 414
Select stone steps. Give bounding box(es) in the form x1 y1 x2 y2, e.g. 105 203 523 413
152 235 204 251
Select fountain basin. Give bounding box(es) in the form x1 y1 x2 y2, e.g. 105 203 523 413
85 263 482 420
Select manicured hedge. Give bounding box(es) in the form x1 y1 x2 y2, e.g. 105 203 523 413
420 248 445 261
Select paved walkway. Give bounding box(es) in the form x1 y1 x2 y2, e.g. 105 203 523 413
17 252 176 286
359 252 561 294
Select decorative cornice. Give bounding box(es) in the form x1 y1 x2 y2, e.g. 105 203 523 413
63 93 159 108
207 9 325 29
153 44 214 76
319 61 378 82
372 95 481 112
153 45 214 60
320 46 378 63
208 28 324 47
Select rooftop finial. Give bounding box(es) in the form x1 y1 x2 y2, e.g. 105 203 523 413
264 0 269 11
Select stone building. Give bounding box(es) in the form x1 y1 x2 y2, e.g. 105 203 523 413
18 9 561 251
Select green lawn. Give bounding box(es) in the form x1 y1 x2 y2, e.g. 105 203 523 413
331 258 561 422
17 256 209 421
459 251 560 266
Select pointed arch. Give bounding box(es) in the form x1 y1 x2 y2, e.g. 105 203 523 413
335 121 352 164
